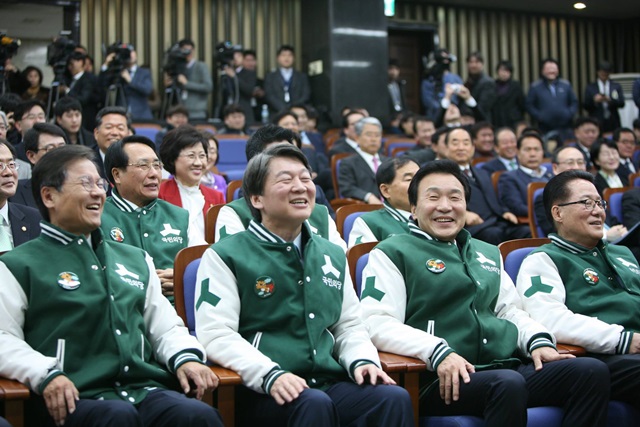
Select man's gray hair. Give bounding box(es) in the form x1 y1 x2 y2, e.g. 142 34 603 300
354 117 382 136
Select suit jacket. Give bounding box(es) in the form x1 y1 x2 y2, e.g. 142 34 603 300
158 177 224 216
498 168 553 217
404 146 435 166
583 80 625 132
9 179 37 210
337 154 387 201
481 157 512 175
8 202 41 247
57 123 96 147
182 61 213 120
328 138 358 159
466 73 497 123
92 146 108 179
492 79 526 129
387 79 407 116
67 72 100 131
622 188 640 229
263 68 310 113
221 68 257 125
124 67 154 120
594 171 629 199
465 166 508 235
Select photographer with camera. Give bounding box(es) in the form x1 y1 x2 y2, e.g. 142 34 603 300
163 39 212 121
420 47 464 122
58 51 100 131
217 45 257 125
1 33 27 96
100 43 153 120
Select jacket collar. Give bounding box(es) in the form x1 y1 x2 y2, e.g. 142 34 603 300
384 201 411 223
549 233 605 254
41 221 104 246
248 219 312 244
110 189 157 213
407 221 469 246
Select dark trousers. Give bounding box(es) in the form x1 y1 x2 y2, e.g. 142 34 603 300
593 354 640 411
421 357 609 427
28 389 222 427
237 382 414 427
473 221 531 245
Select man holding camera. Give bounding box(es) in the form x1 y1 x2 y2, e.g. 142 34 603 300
164 39 212 121
61 51 100 131
101 44 153 121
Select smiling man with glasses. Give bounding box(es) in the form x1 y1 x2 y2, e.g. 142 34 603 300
517 169 640 413
102 135 205 304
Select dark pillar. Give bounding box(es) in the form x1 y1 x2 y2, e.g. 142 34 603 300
301 0 388 128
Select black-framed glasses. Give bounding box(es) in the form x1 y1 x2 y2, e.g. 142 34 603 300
557 198 607 211
73 177 109 193
0 162 19 172
127 161 163 172
37 143 66 153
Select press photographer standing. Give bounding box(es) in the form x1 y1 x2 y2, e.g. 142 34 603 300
100 43 153 120
163 39 212 121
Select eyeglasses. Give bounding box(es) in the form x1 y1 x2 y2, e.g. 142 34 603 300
37 143 66 153
0 162 19 172
72 177 109 192
556 159 586 167
127 161 163 172
557 198 607 211
179 153 207 162
23 113 46 121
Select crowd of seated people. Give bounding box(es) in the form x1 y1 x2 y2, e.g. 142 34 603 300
2 40 640 427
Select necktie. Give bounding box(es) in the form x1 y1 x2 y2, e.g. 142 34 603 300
0 223 12 252
464 168 474 181
509 160 517 171
373 156 379 172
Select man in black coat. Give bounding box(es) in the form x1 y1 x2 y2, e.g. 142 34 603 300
263 45 310 115
464 52 496 123
62 51 101 131
583 61 625 133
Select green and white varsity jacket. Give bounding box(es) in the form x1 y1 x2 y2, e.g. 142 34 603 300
517 233 640 354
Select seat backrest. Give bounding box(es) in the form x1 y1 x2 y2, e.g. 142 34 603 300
498 238 551 282
133 126 161 141
530 188 546 238
491 170 505 194
174 245 210 335
527 182 546 238
335 203 384 238
226 180 243 202
346 242 378 296
609 192 625 224
216 138 248 177
204 204 224 244
331 153 352 198
385 141 416 156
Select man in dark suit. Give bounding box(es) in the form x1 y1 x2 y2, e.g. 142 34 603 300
583 61 625 133
498 132 553 217
445 127 529 245
100 46 154 121
263 45 310 115
482 128 519 174
92 107 131 180
623 188 640 230
0 140 41 249
11 100 47 165
492 60 526 129
62 51 100 131
404 117 436 166
11 123 68 209
54 97 96 146
337 117 387 203
327 111 364 159
464 52 496 123
614 127 638 176
387 59 407 118
220 49 259 126
568 116 600 170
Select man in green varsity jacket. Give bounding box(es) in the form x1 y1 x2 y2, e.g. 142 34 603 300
517 169 640 411
360 160 610 427
195 144 413 427
214 124 346 251
101 135 204 301
0 146 221 427
347 157 419 247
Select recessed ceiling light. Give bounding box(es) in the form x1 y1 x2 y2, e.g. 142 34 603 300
574 2 587 9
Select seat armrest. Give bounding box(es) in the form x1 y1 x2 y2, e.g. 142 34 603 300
0 377 30 400
210 366 243 386
379 351 427 373
556 343 586 356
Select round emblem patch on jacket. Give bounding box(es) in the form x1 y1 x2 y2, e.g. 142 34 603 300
57 272 80 290
583 268 599 286
110 227 125 242
255 276 275 298
426 259 446 273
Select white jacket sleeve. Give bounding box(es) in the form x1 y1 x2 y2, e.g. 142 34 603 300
195 247 279 393
360 248 449 371
347 217 377 248
516 251 624 353
0 262 61 393
142 253 206 370
214 205 245 241
493 256 555 356
331 267 381 376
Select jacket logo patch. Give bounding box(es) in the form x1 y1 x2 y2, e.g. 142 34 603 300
426 258 445 273
583 268 599 286
617 257 640 275
115 263 144 290
476 251 500 274
110 227 125 242
57 272 80 290
255 276 275 298
160 223 184 244
321 255 340 278
524 276 553 297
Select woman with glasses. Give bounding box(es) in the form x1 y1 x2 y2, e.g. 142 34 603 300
159 125 224 240
590 138 629 198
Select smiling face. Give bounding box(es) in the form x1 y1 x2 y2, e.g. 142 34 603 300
43 158 106 236
0 144 17 203
380 161 419 212
94 113 128 154
411 172 466 242
517 136 544 170
445 128 474 166
112 143 161 207
495 129 517 160
553 179 605 248
594 144 620 174
174 143 207 187
473 127 495 154
251 156 316 234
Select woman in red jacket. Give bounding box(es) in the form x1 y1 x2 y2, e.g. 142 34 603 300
159 125 224 241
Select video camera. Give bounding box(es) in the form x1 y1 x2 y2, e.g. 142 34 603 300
46 34 77 82
106 42 133 74
424 47 457 79
0 33 21 72
163 44 190 80
214 41 241 71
